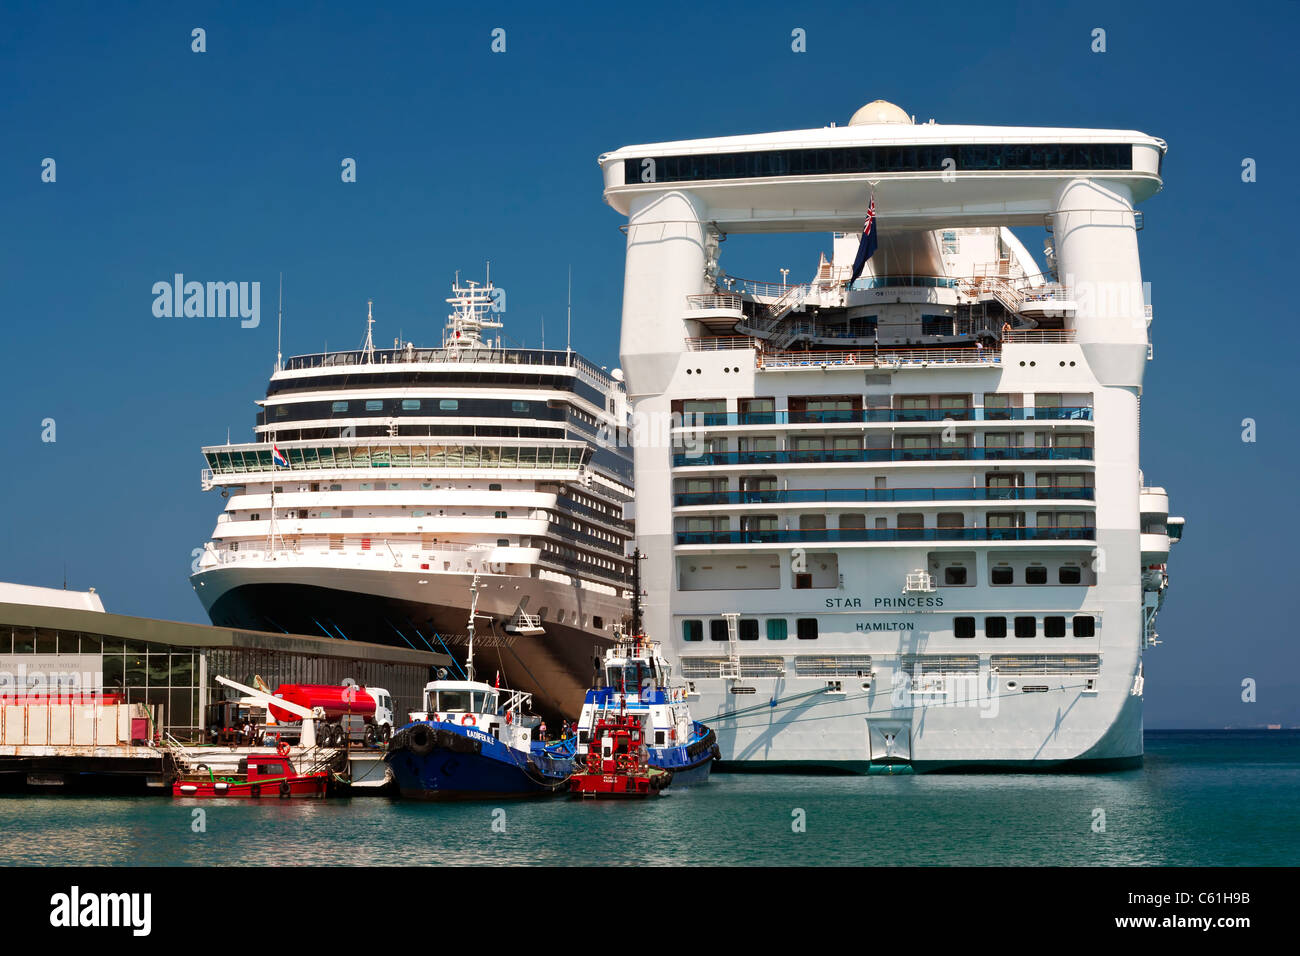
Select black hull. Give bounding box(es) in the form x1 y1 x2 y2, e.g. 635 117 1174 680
204 582 611 719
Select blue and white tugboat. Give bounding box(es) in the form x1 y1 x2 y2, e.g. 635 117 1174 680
557 552 720 787
385 575 573 799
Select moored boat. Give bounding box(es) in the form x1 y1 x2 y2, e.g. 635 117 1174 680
172 753 327 799
569 710 672 798
383 574 574 799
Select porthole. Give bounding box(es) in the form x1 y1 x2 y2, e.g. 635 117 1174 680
1029 361 1036 367
686 369 692 375
1019 361 1026 367
1006 680 1018 689
1059 361 1066 367
1069 361 1076 367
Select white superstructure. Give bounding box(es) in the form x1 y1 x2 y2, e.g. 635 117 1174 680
599 101 1183 769
192 275 635 717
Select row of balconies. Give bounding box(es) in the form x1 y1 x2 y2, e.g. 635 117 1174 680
673 446 1093 467
674 486 1095 507
675 406 1094 428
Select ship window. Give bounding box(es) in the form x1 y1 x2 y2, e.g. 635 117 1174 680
1059 566 1082 584
494 511 507 519
402 399 421 410
1073 615 1096 637
330 484 342 491
954 616 976 639
512 401 530 412
794 573 813 589
1014 616 1036 638
489 483 502 491
593 616 604 629
739 619 760 641
331 401 349 413
275 405 289 417
439 399 459 410
767 619 788 641
709 620 729 641
985 616 1007 638
1025 566 1048 584
497 538 509 547
944 567 968 585
249 513 259 521
1045 616 1067 638
683 620 703 642
365 400 383 411
796 618 818 640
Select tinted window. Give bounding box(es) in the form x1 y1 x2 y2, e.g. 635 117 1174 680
1014 616 1036 638
766 619 788 641
985 616 1007 638
991 567 1014 585
739 619 759 641
1073 615 1095 638
1045 616 1066 638
1025 566 1048 584
1059 566 1082 584
682 620 703 642
709 619 730 641
954 617 976 639
796 618 818 640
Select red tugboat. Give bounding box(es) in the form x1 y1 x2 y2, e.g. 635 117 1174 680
172 754 328 799
569 710 672 798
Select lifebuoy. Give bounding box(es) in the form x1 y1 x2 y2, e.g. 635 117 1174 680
276 741 291 757
461 714 475 726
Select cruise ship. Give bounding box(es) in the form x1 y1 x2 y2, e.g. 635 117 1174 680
599 100 1184 771
192 276 635 717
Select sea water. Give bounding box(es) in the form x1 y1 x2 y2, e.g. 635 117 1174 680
1 732 1295 866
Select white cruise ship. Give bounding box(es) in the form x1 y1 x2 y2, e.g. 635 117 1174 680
598 100 1184 770
192 276 635 717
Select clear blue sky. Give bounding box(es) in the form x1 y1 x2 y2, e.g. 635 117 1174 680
2 1 1297 727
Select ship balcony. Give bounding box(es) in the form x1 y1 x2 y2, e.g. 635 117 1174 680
684 293 746 334
674 486 1095 509
674 527 1096 548
672 446 1094 469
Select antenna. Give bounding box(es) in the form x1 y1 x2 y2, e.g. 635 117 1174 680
566 265 572 354
276 272 283 372
361 300 376 364
540 311 545 350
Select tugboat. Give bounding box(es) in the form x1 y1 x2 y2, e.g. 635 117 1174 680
384 575 573 799
554 551 720 786
568 708 672 798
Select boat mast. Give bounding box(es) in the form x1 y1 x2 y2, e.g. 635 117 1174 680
630 547 643 637
466 572 480 683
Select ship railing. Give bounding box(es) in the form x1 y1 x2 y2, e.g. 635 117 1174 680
686 293 744 312
758 347 1000 370
1002 330 1076 344
685 336 759 351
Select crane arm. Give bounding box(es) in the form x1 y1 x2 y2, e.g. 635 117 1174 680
215 674 315 720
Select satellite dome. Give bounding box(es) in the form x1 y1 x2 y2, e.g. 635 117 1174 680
848 100 912 126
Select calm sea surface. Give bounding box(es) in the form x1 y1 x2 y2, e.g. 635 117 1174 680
2 731 1296 866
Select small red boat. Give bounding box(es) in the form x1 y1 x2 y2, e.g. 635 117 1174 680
569 712 672 798
173 754 327 799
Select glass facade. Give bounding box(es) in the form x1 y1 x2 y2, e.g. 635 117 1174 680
0 622 432 743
